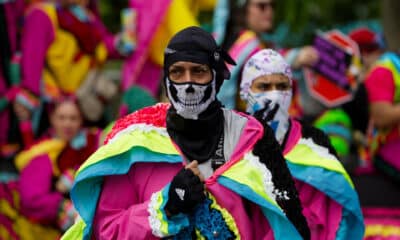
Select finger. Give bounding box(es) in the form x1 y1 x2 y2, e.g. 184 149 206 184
185 160 198 169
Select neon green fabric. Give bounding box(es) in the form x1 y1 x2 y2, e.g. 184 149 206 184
76 128 179 176
285 141 354 188
221 157 279 208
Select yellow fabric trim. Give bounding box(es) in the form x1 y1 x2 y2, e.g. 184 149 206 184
0 199 60 240
77 129 179 175
365 224 400 237
222 159 279 208
14 216 61 240
61 219 85 240
14 139 65 176
285 143 354 187
195 229 207 239
154 190 170 235
0 225 12 240
0 199 18 220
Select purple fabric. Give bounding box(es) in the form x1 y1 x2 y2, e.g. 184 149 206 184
19 155 63 223
284 119 344 240
121 0 171 94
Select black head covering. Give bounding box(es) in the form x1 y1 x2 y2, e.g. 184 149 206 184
164 26 235 91
164 27 235 163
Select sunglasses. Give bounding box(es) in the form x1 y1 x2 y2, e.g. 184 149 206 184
251 1 276 11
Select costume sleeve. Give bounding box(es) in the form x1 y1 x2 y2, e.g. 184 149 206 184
19 154 63 223
365 66 395 103
20 8 55 96
295 180 343 240
92 162 189 239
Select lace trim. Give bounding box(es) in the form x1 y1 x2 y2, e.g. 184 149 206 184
148 191 167 237
244 152 277 202
108 124 169 144
299 138 338 161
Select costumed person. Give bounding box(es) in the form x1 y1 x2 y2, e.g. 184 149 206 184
15 0 128 132
311 28 384 171
212 0 319 110
359 32 400 240
8 96 101 239
240 49 364 240
122 0 216 97
62 26 310 240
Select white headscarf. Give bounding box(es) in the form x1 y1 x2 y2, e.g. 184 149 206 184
240 49 293 144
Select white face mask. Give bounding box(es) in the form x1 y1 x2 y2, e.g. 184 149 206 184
166 75 216 120
246 90 292 144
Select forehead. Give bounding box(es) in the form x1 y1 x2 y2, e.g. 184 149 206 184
252 73 290 84
169 61 207 68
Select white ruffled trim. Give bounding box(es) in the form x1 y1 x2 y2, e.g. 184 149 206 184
244 152 277 202
147 192 166 237
299 138 338 161
108 123 169 144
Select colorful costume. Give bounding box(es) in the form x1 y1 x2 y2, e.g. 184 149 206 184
361 52 400 239
239 49 364 240
284 119 364 240
62 103 303 240
365 52 400 182
0 128 101 239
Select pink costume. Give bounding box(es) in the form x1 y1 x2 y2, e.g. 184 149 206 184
62 103 303 239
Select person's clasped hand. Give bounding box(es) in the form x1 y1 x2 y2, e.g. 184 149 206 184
165 160 206 216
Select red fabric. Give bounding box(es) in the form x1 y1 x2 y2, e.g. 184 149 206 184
57 130 99 173
56 8 103 55
349 27 380 53
104 103 169 144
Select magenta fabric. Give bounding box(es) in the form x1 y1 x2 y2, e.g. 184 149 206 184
19 155 63 224
93 162 274 239
365 67 395 103
284 119 344 240
121 0 171 95
21 8 55 96
92 113 277 239
365 66 400 171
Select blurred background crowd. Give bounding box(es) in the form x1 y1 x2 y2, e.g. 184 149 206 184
0 0 399 239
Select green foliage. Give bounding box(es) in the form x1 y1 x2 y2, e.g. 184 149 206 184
273 0 381 47
98 0 129 33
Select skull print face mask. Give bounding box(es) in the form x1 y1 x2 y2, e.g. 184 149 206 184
166 72 217 120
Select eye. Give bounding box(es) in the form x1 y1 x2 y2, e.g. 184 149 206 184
169 67 184 80
192 66 209 75
276 82 290 90
257 83 271 91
